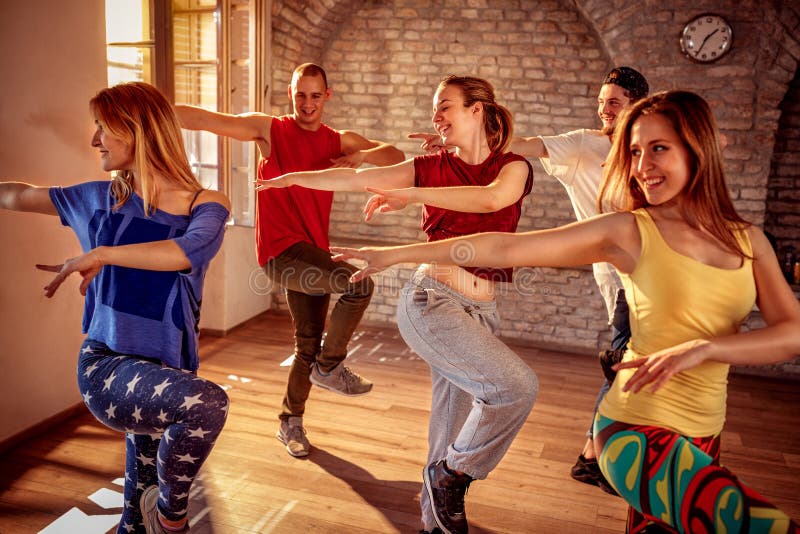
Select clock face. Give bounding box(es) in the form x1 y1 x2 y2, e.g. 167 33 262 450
680 14 732 63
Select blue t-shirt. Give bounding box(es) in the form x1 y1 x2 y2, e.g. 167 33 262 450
49 181 229 371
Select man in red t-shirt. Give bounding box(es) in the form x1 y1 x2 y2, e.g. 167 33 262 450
176 63 405 457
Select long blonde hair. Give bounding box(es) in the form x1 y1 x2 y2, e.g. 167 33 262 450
438 75 514 153
599 90 751 258
90 82 201 215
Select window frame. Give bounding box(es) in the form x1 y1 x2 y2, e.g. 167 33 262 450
105 0 269 226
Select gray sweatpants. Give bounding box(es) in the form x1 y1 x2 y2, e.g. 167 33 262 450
397 270 539 529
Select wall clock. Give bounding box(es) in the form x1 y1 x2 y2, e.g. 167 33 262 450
680 13 733 63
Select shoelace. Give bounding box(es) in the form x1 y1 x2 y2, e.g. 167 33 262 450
287 425 306 442
339 366 361 387
446 478 471 515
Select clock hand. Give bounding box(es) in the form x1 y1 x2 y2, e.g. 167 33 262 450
695 29 719 55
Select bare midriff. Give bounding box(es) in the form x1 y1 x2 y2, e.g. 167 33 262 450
418 263 497 302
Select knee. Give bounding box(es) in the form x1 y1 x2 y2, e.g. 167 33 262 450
193 381 230 431
351 274 374 299
516 368 539 409
502 367 538 410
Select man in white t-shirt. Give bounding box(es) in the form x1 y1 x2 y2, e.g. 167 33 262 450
510 66 649 495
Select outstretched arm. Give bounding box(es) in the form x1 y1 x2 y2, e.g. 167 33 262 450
617 226 800 393
255 158 416 193
331 212 638 281
334 131 405 168
362 160 530 220
0 182 58 215
174 105 273 157
409 132 548 159
508 136 547 158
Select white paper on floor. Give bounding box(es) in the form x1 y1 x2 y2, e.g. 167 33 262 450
38 508 121 534
88 487 124 509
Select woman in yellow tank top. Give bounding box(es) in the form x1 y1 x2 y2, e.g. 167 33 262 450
329 90 800 533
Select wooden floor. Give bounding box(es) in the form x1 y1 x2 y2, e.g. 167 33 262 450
1 311 799 534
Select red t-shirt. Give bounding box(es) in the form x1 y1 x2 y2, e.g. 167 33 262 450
414 150 533 282
255 116 342 264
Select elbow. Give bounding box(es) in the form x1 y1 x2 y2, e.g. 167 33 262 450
388 147 406 164
479 195 507 213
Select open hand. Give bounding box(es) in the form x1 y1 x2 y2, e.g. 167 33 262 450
329 246 393 283
330 151 365 168
254 175 291 191
408 132 450 153
363 187 411 221
36 250 104 298
614 339 711 394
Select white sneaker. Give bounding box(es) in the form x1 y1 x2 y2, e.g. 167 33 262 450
140 485 190 533
310 363 373 396
276 416 310 457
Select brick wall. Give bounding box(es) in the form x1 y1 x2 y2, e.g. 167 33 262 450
267 1 800 371
766 67 800 267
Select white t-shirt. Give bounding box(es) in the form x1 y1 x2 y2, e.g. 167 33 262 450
540 128 621 322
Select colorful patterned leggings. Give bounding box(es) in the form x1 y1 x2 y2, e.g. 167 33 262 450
594 414 798 534
77 339 229 534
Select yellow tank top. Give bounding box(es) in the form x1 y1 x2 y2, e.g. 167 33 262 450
598 209 756 437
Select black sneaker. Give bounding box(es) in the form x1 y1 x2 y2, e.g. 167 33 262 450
423 460 472 534
570 454 600 485
595 469 619 497
599 348 625 384
570 454 619 497
419 529 443 534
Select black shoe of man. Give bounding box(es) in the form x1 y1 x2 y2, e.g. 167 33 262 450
423 460 472 534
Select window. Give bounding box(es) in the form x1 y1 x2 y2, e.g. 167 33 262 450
104 0 268 226
105 0 155 85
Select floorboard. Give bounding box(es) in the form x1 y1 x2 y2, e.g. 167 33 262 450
1 311 798 533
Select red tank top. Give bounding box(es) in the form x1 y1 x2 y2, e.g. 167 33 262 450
414 150 533 282
255 116 342 264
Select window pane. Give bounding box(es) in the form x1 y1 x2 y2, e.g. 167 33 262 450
173 1 218 191
229 1 254 226
107 47 153 85
105 0 153 84
106 0 150 42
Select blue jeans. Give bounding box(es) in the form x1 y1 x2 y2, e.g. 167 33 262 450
396 271 538 530
587 288 631 439
77 340 229 534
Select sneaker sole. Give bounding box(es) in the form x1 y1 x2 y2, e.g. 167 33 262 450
423 466 455 534
308 374 373 397
570 470 600 486
275 431 309 458
139 485 161 534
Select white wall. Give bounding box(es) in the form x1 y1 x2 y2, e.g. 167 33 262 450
0 1 108 442
199 225 271 335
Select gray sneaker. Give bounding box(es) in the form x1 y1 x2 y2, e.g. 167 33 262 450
310 363 373 396
140 485 190 533
276 416 310 457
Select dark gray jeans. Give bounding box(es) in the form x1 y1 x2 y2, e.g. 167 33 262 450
265 241 374 420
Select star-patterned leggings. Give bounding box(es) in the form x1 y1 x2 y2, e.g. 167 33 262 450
77 339 229 534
